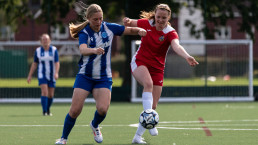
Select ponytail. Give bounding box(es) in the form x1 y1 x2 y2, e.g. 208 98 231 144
69 20 89 39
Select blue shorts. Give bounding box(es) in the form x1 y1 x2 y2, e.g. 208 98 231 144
38 78 56 88
73 74 113 92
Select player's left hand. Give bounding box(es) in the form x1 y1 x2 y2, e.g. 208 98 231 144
186 56 199 66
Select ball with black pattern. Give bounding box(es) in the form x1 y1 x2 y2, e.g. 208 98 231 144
139 109 159 129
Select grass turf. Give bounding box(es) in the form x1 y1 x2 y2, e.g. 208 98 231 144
0 77 257 87
0 102 258 145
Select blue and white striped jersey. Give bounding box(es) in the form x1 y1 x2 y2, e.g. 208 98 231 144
77 21 125 80
34 46 59 82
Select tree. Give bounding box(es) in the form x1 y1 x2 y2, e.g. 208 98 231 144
39 0 75 34
0 0 75 34
185 0 258 40
0 0 31 32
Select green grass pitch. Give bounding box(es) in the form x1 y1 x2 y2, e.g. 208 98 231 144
0 102 258 145
1 77 258 87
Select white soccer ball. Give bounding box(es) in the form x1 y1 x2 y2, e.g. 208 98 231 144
139 109 159 129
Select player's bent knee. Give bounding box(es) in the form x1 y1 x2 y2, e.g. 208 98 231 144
143 81 153 90
69 111 80 118
97 107 108 116
69 108 82 118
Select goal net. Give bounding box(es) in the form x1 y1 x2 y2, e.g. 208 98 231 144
0 41 95 103
131 40 253 102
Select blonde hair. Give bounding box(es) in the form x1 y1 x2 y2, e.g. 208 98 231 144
69 3 103 39
140 4 171 25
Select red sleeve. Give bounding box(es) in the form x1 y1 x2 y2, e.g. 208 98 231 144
137 19 149 29
168 30 179 42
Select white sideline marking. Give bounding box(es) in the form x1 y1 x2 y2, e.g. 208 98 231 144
0 125 64 127
157 127 258 131
1 124 258 131
160 119 258 124
157 124 258 126
1 119 258 131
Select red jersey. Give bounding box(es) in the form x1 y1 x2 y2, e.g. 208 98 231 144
135 19 179 71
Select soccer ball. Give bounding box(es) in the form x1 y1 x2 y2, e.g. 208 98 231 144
139 109 159 129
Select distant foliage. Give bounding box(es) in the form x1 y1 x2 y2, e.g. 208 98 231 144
185 0 258 40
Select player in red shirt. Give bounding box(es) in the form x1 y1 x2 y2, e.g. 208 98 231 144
124 3 199 144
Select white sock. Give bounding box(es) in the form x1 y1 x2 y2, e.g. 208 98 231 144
142 92 153 110
135 123 146 136
134 92 153 137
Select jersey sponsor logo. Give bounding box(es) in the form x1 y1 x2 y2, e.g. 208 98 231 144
147 29 151 32
159 35 164 41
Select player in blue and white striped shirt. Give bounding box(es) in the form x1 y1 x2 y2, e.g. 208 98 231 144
27 33 60 116
55 3 146 145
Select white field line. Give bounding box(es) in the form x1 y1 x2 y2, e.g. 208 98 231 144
1 119 258 131
157 127 258 131
159 119 258 123
158 124 258 126
1 124 258 131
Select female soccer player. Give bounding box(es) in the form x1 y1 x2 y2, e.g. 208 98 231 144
55 3 146 144
123 4 199 144
27 33 60 116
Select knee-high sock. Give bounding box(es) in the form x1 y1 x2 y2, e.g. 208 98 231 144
61 113 76 139
47 97 53 112
134 92 153 136
41 96 48 113
142 92 153 110
92 110 106 128
135 123 146 136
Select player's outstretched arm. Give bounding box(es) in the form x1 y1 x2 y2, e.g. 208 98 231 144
123 17 138 27
171 39 199 67
123 27 146 37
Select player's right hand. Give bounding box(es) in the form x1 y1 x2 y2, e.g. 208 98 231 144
27 76 31 84
123 17 131 26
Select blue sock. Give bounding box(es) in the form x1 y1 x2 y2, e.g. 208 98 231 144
92 110 106 128
47 98 53 112
40 96 48 113
61 113 76 139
